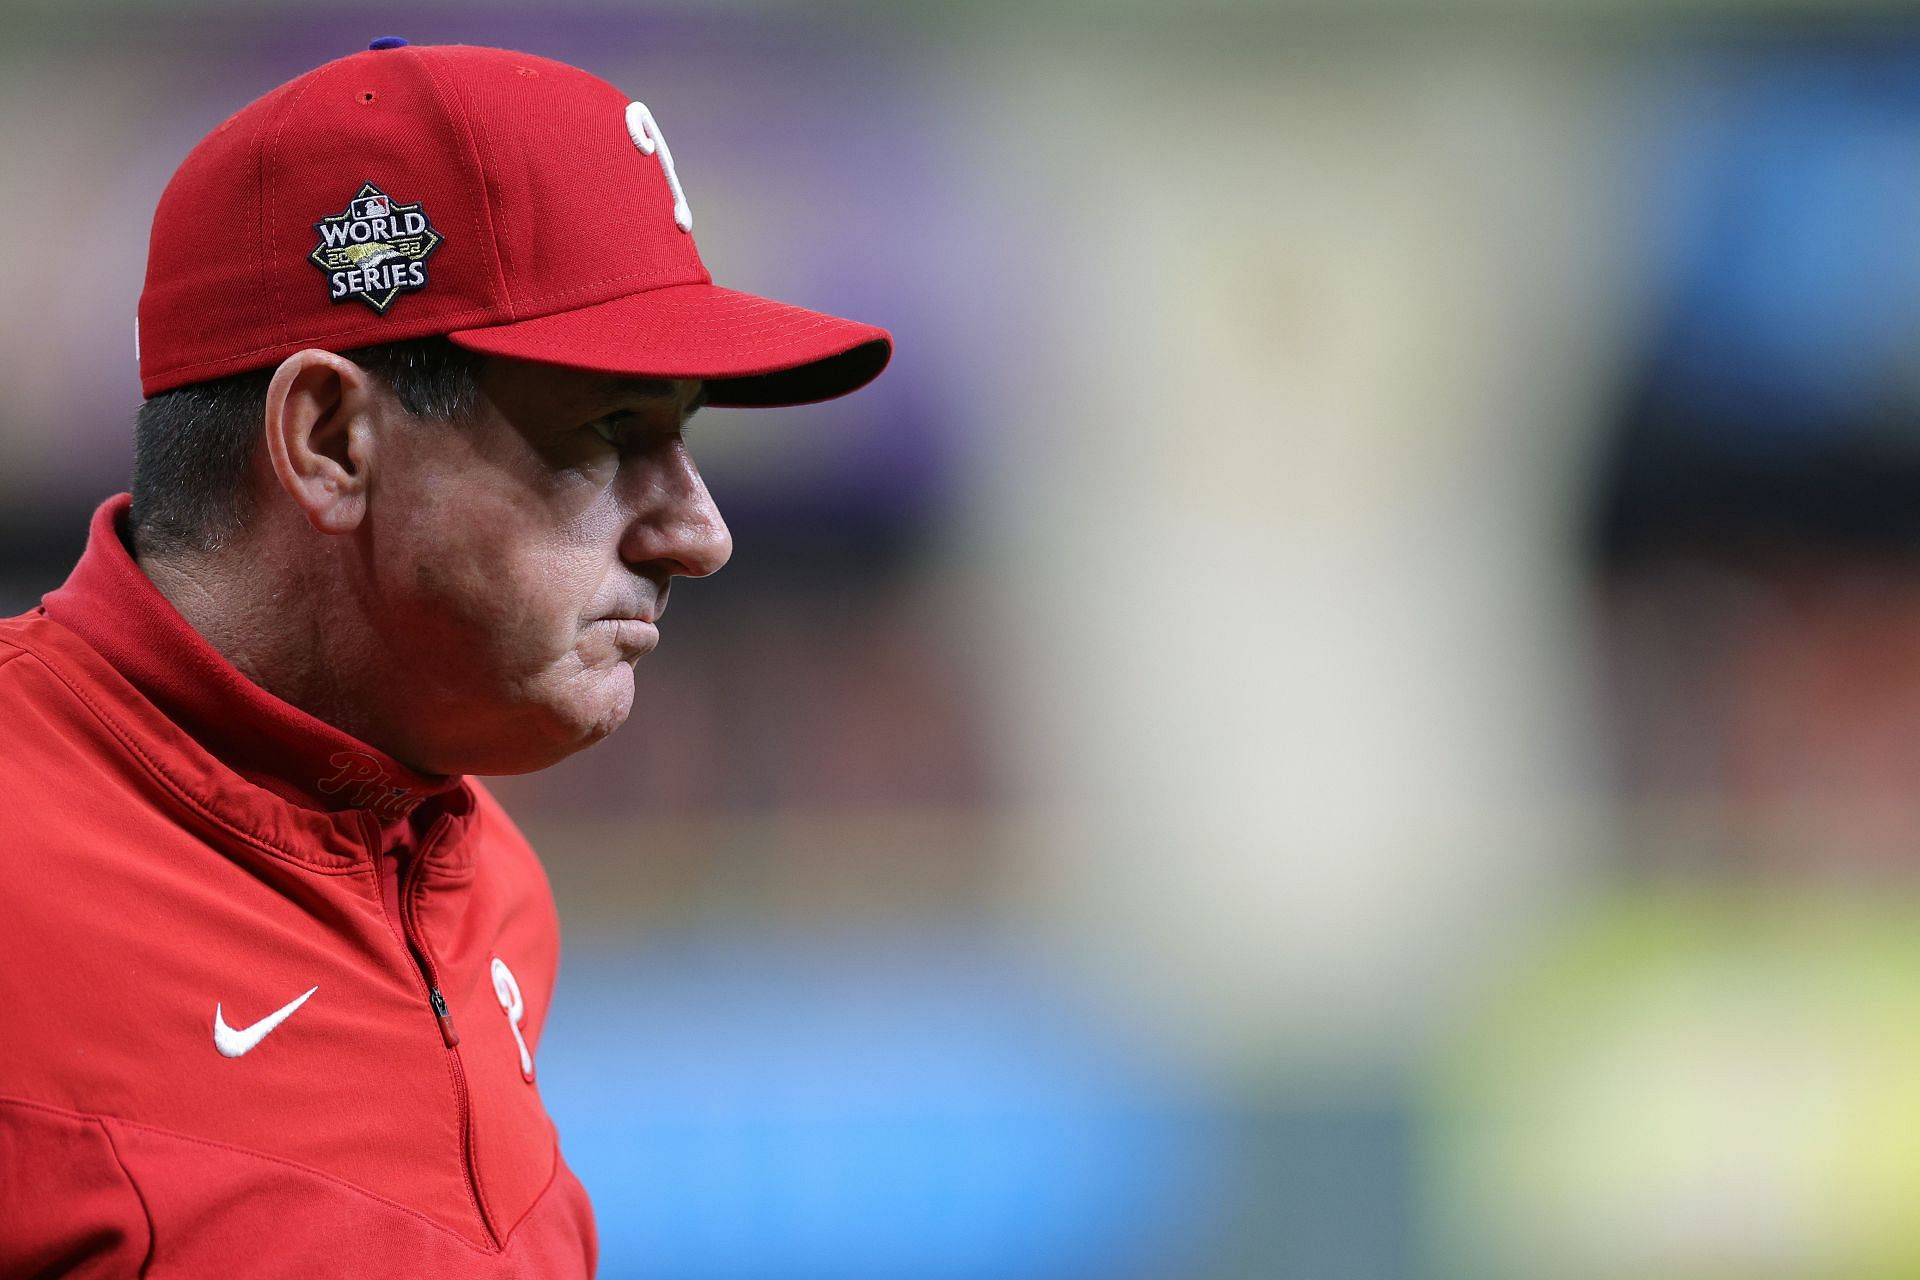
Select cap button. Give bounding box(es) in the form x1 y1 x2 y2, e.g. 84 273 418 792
368 35 410 50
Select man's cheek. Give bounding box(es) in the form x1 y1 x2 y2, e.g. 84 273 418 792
412 543 525 620
492 573 594 668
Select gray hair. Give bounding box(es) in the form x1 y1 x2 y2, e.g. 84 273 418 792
128 338 486 557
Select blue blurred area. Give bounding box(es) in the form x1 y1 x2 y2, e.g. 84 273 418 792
1643 47 1920 444
1597 40 1920 563
539 931 1220 1280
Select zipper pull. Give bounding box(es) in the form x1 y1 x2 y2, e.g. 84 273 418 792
429 987 461 1047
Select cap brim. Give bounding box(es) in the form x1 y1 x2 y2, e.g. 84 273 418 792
445 282 890 408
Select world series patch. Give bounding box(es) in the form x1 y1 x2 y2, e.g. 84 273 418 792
308 182 442 314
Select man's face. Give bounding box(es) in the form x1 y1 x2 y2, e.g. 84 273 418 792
359 356 731 774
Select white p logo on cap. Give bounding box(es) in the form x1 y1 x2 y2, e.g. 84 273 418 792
625 101 692 234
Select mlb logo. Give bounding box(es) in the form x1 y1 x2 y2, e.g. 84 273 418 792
310 182 444 315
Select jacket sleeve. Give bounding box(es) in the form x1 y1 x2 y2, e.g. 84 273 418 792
0 1099 152 1278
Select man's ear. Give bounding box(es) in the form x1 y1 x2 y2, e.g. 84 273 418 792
261 349 381 536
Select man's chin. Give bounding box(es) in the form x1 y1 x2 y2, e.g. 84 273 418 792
536 678 636 764
441 677 635 776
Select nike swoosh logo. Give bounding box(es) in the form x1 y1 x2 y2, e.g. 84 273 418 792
213 986 318 1058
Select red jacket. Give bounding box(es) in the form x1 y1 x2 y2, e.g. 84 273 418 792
0 496 597 1276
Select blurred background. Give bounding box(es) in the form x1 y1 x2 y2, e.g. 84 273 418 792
8 1 1920 1275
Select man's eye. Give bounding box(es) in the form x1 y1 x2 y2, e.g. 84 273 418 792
588 412 633 447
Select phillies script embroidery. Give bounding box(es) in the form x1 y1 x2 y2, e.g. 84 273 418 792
317 750 422 818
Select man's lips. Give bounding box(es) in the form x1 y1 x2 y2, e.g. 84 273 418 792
589 583 667 658
590 617 660 657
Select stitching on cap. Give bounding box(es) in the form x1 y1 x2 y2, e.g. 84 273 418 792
146 304 516 380
592 314 846 341
149 301 859 385
265 69 329 347
248 85 271 347
246 83 275 345
682 321 852 354
469 314 851 351
503 263 709 310
414 49 510 316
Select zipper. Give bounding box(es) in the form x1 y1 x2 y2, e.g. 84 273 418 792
427 984 460 1047
373 812 499 1249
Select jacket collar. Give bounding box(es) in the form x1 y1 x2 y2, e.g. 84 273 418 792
42 494 461 819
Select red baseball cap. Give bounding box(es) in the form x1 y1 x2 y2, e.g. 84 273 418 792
137 39 891 408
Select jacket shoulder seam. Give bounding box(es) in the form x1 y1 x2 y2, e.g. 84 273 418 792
495 1119 565 1251
0 636 363 876
94 1110 158 1278
0 1094 502 1257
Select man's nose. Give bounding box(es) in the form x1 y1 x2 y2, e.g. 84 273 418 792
670 473 732 578
621 446 733 579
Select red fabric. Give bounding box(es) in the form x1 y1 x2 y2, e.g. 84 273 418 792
447 283 892 410
43 495 454 818
0 1101 150 1278
0 498 597 1276
136 43 890 407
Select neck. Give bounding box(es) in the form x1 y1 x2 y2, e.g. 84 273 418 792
138 534 402 767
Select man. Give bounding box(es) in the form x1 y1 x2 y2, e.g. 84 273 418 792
0 39 889 1276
